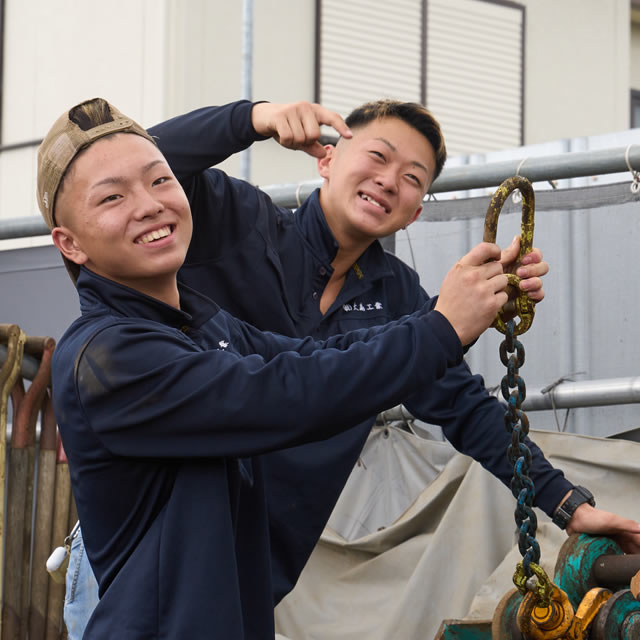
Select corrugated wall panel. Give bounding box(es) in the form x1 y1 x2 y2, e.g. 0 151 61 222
426 0 523 155
319 0 423 116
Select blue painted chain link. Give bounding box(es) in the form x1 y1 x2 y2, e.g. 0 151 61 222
499 319 540 577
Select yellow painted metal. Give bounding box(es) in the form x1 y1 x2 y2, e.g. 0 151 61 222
631 569 640 600
516 586 612 639
517 585 573 638
569 588 613 638
513 562 554 607
483 175 536 335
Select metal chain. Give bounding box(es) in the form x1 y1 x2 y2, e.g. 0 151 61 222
499 319 540 577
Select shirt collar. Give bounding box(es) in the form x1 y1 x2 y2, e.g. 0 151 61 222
294 190 339 265
295 190 395 282
76 267 220 330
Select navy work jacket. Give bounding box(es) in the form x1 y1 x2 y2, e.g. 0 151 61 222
53 268 462 639
151 101 573 592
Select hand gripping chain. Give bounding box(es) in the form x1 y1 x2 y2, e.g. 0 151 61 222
483 175 536 336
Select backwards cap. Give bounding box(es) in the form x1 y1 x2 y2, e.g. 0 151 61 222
36 98 156 283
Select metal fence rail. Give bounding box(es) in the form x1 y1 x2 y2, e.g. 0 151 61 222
259 144 640 208
377 376 640 424
2 144 640 240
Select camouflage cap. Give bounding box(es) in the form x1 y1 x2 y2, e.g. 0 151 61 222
36 98 156 283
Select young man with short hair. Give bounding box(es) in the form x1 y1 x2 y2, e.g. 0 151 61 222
152 97 640 555
40 98 512 639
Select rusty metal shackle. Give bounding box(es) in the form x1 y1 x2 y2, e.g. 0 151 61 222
483 176 536 335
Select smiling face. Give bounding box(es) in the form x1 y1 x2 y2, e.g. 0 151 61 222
317 116 437 247
52 133 192 300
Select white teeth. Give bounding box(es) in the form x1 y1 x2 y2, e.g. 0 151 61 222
136 225 172 245
360 193 385 211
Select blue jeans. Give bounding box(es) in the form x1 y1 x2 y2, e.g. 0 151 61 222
64 527 99 640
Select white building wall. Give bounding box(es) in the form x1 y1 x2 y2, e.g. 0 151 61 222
243 0 318 186
163 0 318 185
520 0 630 144
0 0 169 224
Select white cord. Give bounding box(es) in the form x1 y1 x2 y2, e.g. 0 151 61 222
624 144 640 194
512 157 529 203
515 157 528 176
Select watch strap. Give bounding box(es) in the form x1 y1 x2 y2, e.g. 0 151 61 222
552 486 595 530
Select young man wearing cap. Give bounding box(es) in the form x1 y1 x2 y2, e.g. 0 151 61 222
59 98 640 638
39 97 516 639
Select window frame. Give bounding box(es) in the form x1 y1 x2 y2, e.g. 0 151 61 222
314 0 427 105
631 89 640 129
315 0 525 146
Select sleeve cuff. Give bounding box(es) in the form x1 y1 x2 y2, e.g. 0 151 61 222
425 310 463 367
230 100 270 143
535 477 575 519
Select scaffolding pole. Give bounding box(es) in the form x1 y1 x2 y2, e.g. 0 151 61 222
259 144 640 208
3 144 640 240
521 376 640 411
377 376 640 424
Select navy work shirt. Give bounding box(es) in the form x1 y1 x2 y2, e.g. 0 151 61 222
53 268 462 639
150 102 573 586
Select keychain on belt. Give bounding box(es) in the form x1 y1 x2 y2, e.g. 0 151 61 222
46 520 80 583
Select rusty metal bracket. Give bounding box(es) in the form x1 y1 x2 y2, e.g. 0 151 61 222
3 336 55 639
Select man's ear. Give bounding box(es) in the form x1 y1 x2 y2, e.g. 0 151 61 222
406 205 422 227
51 227 89 267
317 145 335 179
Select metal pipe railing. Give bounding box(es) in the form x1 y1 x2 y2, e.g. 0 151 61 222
427 145 640 194
260 145 640 208
522 376 640 411
0 345 41 382
0 139 42 153
0 216 49 240
3 145 640 240
377 376 640 424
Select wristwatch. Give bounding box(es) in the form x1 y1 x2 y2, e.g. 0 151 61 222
552 486 595 529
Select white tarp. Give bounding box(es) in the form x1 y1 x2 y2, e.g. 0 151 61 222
274 425 640 640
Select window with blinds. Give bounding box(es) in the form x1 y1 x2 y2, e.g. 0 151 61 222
316 0 425 118
316 0 524 155
426 0 524 155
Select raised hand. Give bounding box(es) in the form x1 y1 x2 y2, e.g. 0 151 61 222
251 101 352 158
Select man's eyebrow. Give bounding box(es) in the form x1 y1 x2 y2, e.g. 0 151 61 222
375 137 397 152
90 160 166 190
90 176 126 190
375 137 429 175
